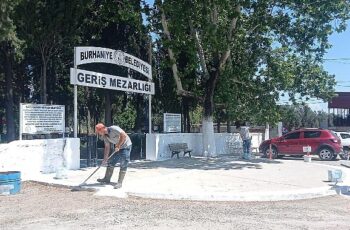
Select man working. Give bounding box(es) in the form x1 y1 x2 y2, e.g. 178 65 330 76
95 123 132 189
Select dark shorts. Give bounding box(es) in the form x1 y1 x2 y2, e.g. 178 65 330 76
108 146 132 171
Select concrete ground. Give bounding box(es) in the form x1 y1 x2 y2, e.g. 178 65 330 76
19 155 350 202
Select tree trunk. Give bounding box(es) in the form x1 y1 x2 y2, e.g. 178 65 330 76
186 110 191 133
227 120 231 133
182 98 191 133
105 90 112 126
202 116 216 157
202 75 217 157
158 2 240 156
159 5 183 93
265 123 270 140
41 58 47 104
182 98 187 132
0 112 4 134
3 43 16 142
217 121 221 133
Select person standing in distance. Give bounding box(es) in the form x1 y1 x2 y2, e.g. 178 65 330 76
95 123 132 189
239 124 251 160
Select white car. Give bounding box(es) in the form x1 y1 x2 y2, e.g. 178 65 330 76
334 131 350 159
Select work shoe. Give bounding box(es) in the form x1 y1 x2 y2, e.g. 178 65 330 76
114 170 126 189
113 183 122 189
97 167 114 183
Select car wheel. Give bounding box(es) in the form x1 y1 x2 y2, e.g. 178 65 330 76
339 148 349 160
263 146 278 159
318 147 334 161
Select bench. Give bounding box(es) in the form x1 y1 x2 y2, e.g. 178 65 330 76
169 143 192 158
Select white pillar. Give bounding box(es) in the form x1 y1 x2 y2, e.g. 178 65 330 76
277 122 282 137
202 117 216 157
265 123 270 140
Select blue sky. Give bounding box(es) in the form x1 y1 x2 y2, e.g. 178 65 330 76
308 22 350 111
324 25 350 92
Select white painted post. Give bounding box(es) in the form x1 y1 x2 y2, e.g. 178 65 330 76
277 122 282 137
265 123 270 140
202 117 216 157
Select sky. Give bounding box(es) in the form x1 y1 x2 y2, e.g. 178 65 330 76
309 22 350 111
324 25 350 92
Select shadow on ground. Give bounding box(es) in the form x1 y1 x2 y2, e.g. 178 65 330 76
277 156 346 162
329 184 350 197
129 155 282 171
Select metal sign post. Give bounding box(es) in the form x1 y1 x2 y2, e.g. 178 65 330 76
74 47 78 138
149 94 152 134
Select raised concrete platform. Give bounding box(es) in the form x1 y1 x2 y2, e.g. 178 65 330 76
19 156 350 201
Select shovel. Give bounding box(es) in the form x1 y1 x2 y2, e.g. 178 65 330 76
71 150 118 192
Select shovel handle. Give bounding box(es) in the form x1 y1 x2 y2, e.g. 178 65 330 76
80 150 118 185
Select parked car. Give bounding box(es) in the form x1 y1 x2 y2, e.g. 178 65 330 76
259 128 343 160
334 131 350 160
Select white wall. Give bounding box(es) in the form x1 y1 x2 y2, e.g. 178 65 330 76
0 138 80 176
146 133 263 161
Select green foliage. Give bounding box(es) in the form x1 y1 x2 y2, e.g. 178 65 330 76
279 105 329 129
155 0 349 126
113 102 136 132
190 105 203 125
0 0 21 46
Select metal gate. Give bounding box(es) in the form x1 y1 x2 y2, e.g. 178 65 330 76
80 133 146 167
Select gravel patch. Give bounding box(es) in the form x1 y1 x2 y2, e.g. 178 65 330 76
1 182 350 230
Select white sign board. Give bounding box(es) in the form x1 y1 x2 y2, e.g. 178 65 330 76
303 146 312 153
20 103 65 135
75 46 152 80
70 68 155 95
163 113 181 133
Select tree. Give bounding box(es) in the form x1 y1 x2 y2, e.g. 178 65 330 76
0 0 23 142
80 0 152 130
152 0 349 156
279 104 329 129
15 0 88 104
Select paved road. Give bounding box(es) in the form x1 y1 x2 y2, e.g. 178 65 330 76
22 155 350 201
1 182 350 230
282 155 349 167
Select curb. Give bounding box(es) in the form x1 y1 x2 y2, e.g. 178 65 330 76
127 187 337 202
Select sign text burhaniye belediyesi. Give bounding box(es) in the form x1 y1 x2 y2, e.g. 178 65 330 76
75 47 152 80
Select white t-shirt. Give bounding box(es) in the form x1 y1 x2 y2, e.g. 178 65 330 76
240 126 251 141
101 126 132 149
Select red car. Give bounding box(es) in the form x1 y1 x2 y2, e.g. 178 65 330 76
259 128 343 160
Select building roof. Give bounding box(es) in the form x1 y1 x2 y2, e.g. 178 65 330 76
328 92 350 109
